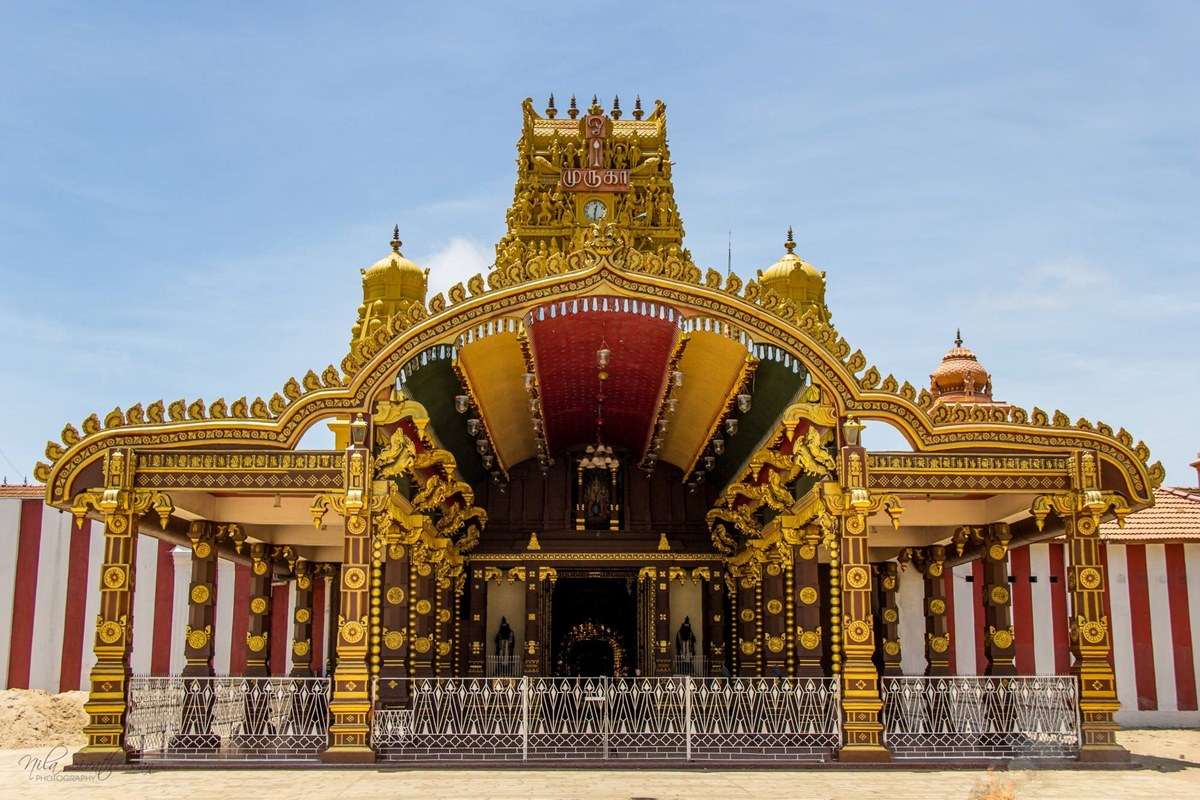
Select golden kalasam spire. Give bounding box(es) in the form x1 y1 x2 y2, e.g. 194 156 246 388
351 225 429 345
757 227 830 322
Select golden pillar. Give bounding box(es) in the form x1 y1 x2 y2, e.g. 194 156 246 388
409 544 436 679
734 572 761 677
980 524 1017 676
701 567 725 675
1034 450 1131 762
435 574 455 677
875 562 902 677
290 559 316 678
378 536 410 706
822 432 902 762
466 567 487 676
790 523 824 678
654 567 671 675
917 545 951 676
244 543 274 677
317 417 380 763
761 558 788 677
182 520 219 677
174 520 221 750
71 449 172 766
522 564 552 676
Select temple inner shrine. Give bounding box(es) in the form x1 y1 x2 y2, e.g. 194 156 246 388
36 95 1165 767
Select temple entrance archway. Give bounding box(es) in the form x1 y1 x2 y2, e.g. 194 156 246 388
555 621 626 677
551 576 636 677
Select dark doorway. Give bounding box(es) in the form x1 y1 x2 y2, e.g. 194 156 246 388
551 575 637 677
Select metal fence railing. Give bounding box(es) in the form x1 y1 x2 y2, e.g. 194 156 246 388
372 676 841 762
125 676 331 762
880 675 1080 760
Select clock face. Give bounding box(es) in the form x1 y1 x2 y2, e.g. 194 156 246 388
584 199 607 222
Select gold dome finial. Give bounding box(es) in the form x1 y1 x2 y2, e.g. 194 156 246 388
611 95 621 119
352 229 428 346
633 95 644 120
568 94 579 119
545 93 557 119
757 228 828 322
954 328 963 348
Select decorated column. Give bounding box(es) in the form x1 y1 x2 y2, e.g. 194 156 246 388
409 542 436 679
174 520 221 750
918 545 951 676
701 567 726 676
734 571 761 676
523 563 542 675
466 566 487 676
822 417 902 762
761 557 788 676
71 449 172 766
237 542 275 743
244 542 274 676
183 520 219 677
290 559 316 677
655 567 672 675
378 534 410 706
317 415 380 763
791 523 824 678
435 574 455 677
1033 450 1131 762
980 524 1017 675
875 561 902 676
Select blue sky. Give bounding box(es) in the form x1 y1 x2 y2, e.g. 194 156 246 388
2 2 1198 486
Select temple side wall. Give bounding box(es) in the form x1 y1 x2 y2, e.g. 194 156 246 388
0 496 333 689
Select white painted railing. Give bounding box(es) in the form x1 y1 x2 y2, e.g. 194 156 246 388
373 676 840 762
125 676 330 762
881 675 1080 759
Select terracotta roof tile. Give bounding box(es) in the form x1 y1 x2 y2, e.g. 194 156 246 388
1098 486 1200 542
0 484 44 499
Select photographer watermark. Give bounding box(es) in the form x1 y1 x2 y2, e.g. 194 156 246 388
18 745 112 782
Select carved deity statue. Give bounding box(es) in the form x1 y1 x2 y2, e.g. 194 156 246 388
674 616 697 658
494 616 515 658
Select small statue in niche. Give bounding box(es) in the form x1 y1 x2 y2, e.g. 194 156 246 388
582 470 611 529
674 616 697 659
495 616 516 658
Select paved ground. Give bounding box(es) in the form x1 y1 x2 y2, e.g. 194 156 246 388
5 729 1198 799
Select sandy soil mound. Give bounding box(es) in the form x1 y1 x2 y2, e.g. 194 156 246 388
0 689 87 748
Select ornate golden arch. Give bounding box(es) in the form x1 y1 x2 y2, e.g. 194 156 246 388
38 227 1163 508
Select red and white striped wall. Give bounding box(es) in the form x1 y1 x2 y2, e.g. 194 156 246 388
0 496 331 692
897 541 1200 726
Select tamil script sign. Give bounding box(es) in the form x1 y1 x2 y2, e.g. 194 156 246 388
560 167 631 192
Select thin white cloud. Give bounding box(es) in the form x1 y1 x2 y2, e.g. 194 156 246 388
988 258 1199 316
990 258 1111 312
422 237 492 293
